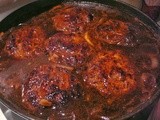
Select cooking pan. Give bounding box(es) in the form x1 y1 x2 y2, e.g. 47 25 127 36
0 0 160 120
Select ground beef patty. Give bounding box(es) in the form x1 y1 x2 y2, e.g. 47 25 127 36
4 25 46 59
45 32 92 67
52 5 93 34
22 64 82 111
83 50 137 105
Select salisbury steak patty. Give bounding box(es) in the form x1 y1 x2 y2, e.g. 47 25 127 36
4 25 46 59
85 18 142 47
52 5 93 34
22 65 81 111
83 50 137 105
46 32 92 67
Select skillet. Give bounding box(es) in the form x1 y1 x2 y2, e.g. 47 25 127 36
0 0 160 120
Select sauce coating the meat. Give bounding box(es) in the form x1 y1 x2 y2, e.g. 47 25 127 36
22 65 81 111
3 25 46 59
85 19 130 46
83 50 137 105
52 6 93 33
0 2 160 120
46 32 92 67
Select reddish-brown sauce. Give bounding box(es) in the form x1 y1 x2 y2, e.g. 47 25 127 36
0 2 160 120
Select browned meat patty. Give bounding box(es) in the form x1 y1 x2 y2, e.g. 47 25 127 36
22 65 81 111
83 50 137 105
52 5 93 34
84 18 138 46
46 32 92 67
4 25 46 59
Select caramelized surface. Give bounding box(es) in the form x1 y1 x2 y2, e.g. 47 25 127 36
83 50 137 105
22 65 81 111
52 6 93 34
4 25 46 59
46 32 92 67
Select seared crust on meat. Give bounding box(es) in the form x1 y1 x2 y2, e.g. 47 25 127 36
4 25 46 59
83 50 137 105
22 65 81 111
52 6 93 34
85 18 138 46
46 32 92 67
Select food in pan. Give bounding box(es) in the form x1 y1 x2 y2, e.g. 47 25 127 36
45 32 92 67
22 64 82 111
4 25 46 59
0 2 159 120
83 50 137 105
52 5 93 34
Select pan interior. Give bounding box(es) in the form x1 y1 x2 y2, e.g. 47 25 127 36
0 1 160 120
